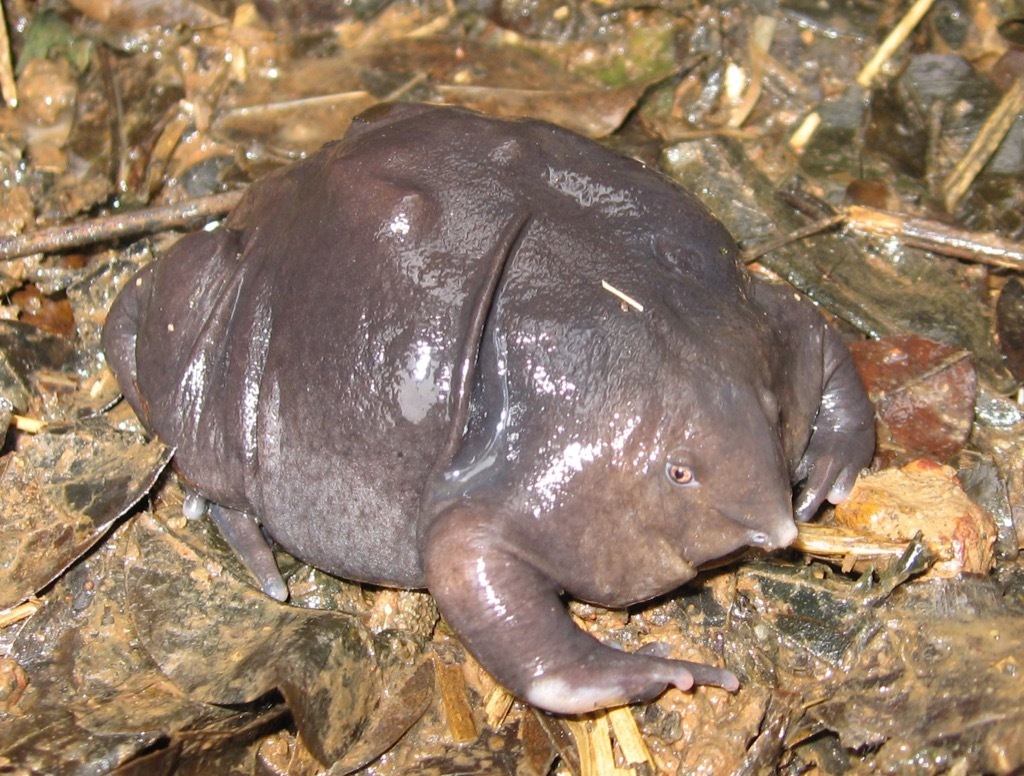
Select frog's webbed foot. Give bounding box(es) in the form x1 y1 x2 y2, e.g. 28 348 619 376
793 329 875 522
425 506 738 715
207 503 289 602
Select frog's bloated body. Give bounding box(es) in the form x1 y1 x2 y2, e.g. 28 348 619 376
103 103 875 713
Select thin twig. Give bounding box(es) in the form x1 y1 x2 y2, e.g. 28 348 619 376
0 190 244 261
219 90 374 120
607 706 655 768
941 74 1024 212
0 598 41 629
12 415 46 433
793 522 910 558
743 203 1024 269
727 15 777 128
788 109 822 152
791 0 938 150
741 213 846 263
856 0 938 87
0 0 17 107
601 280 645 312
845 204 1024 269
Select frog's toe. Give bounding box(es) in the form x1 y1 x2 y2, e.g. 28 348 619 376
208 503 289 602
826 463 861 504
793 454 843 522
634 643 738 690
684 661 740 691
794 439 871 522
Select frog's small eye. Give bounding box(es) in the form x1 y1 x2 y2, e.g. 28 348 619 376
666 462 696 486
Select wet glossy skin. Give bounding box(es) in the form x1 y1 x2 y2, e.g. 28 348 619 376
103 103 875 714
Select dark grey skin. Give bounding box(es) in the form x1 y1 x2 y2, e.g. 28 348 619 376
103 103 874 714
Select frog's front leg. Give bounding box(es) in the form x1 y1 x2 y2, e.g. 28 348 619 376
424 506 738 715
793 325 876 522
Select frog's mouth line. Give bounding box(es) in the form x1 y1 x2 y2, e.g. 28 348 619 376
696 543 783 572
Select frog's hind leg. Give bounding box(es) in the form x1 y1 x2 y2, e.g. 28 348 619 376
207 503 289 602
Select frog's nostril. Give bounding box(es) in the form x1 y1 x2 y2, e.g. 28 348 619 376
749 519 797 550
749 531 770 547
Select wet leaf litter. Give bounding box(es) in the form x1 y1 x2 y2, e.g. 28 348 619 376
0 0 1021 774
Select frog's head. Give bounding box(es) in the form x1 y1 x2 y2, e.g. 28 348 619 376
489 308 798 606
649 361 798 568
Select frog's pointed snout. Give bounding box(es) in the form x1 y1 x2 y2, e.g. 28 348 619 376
748 516 798 551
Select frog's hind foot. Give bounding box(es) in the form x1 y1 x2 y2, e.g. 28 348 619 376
208 503 289 602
